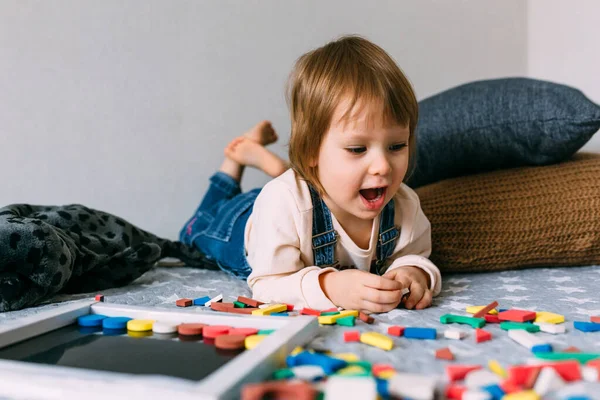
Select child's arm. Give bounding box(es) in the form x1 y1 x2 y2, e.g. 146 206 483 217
246 182 338 310
382 188 442 309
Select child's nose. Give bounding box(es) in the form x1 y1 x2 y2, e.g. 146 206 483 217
369 154 392 176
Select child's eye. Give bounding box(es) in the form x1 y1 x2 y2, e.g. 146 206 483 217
389 143 408 151
346 147 366 154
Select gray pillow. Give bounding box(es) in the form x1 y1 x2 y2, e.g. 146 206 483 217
407 78 600 188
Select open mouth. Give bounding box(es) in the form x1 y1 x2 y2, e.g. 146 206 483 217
359 187 385 201
359 187 387 210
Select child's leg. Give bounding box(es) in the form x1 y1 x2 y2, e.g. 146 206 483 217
224 137 288 179
219 120 278 182
180 121 280 243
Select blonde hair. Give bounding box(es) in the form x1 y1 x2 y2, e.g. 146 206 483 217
286 35 419 195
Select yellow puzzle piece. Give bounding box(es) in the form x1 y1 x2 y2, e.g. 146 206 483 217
360 332 393 351
488 359 507 378
318 310 359 325
466 305 498 315
534 311 565 324
251 304 287 316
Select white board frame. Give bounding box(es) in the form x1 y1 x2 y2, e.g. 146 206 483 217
0 300 318 400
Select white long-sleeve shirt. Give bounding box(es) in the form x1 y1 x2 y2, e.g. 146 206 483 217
244 169 442 310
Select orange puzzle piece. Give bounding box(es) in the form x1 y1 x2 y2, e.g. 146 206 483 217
436 347 455 361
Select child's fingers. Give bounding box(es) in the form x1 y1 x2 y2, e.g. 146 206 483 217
393 275 412 291
404 283 425 309
414 290 432 310
360 286 402 305
363 274 403 291
360 299 398 314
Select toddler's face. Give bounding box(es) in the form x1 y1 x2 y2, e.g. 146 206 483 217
315 98 410 230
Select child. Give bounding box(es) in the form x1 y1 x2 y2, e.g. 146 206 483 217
180 35 442 313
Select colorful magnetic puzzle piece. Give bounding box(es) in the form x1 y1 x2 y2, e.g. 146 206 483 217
343 331 360 342
446 364 482 382
252 303 287 316
574 321 600 332
286 351 347 375
500 322 540 333
535 311 565 324
475 328 492 343
498 309 536 323
387 326 405 336
193 296 211 306
404 327 437 340
360 332 393 351
175 298 192 307
435 347 454 360
440 314 486 328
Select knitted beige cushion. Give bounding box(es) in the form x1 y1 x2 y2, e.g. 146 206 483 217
415 152 600 272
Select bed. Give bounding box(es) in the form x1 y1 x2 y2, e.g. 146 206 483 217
1 263 599 399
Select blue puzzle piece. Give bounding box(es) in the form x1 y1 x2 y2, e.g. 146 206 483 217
193 296 211 306
77 314 107 327
286 351 347 374
404 327 437 340
531 344 553 353
271 312 289 317
483 384 505 400
574 321 600 332
375 378 389 398
102 316 132 330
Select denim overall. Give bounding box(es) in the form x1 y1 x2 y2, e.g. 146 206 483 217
308 185 400 275
180 171 400 279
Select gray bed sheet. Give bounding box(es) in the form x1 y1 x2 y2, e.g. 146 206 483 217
1 264 600 398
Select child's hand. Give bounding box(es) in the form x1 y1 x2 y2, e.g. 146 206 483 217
319 270 404 314
383 266 432 310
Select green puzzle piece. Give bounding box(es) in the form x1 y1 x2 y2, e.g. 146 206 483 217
273 368 294 380
534 352 600 364
440 314 486 328
335 316 356 327
500 322 540 333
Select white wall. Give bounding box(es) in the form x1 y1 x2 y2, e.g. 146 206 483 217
1 1 530 239
528 0 600 153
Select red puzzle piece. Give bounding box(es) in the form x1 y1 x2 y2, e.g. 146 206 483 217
500 380 523 394
446 365 481 382
388 326 405 336
475 328 492 343
498 309 536 323
484 314 501 323
343 330 360 342
445 385 466 399
507 360 581 385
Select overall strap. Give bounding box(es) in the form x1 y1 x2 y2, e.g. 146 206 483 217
372 199 400 275
308 185 338 267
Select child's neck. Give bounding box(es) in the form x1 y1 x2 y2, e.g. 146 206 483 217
321 195 377 250
333 213 375 250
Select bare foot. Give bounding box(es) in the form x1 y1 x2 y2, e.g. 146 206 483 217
244 120 278 146
224 137 287 178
